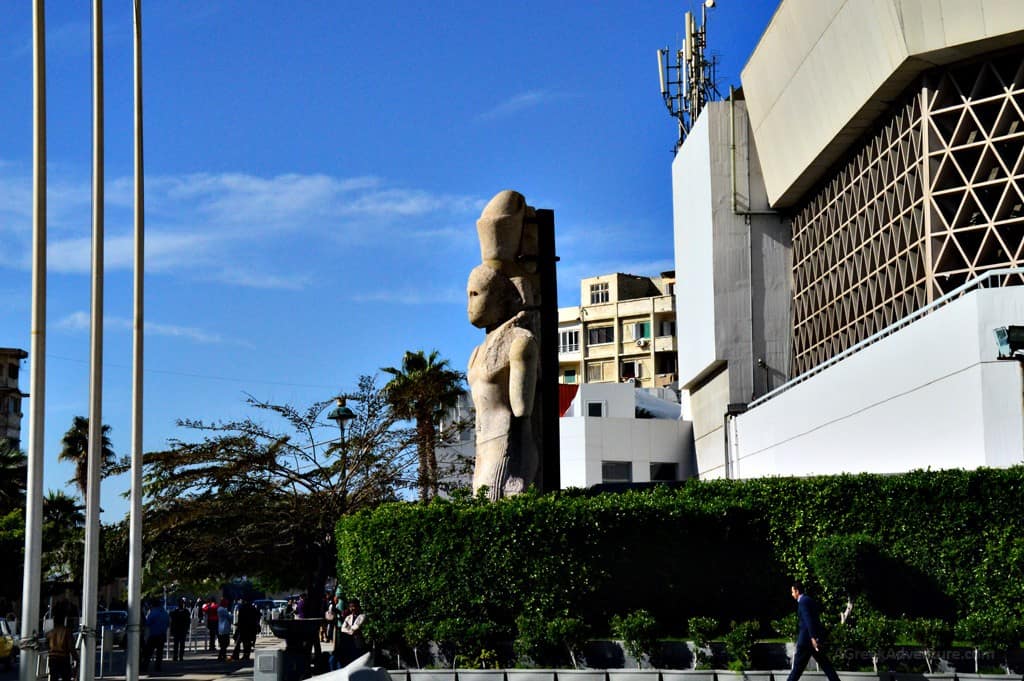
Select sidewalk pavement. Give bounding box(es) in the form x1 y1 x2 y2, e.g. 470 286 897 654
99 633 289 681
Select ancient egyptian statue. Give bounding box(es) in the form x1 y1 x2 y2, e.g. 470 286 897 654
467 190 543 499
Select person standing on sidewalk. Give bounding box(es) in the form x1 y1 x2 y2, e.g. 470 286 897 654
143 600 170 673
45 602 78 681
202 598 219 651
169 598 191 662
216 598 233 661
232 598 261 662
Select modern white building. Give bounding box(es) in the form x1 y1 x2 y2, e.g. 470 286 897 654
672 0 1024 478
559 383 695 488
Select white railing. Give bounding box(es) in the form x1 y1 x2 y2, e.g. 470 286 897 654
750 267 1024 409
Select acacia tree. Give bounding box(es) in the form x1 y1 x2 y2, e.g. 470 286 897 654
142 375 413 613
382 350 466 502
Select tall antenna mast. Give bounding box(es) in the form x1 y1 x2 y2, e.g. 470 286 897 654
658 0 720 149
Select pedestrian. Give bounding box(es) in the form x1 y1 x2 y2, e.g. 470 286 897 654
339 599 366 664
295 593 307 619
143 600 170 672
786 581 842 681
216 598 233 661
232 598 261 662
169 598 191 662
45 602 77 681
203 598 219 651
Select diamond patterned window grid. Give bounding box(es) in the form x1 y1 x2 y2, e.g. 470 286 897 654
791 49 1024 375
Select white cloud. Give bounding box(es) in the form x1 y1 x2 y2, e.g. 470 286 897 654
1 168 485 284
55 311 238 345
351 287 466 306
478 90 560 121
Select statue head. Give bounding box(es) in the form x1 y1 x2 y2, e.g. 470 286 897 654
467 263 523 331
476 190 538 274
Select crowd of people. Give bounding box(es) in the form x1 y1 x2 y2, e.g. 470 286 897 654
38 590 369 679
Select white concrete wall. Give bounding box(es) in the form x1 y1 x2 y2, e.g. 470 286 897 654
673 111 717 403
742 0 1024 207
733 288 1024 477
559 383 696 487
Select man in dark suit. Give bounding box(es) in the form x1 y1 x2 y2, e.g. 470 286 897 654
787 581 842 681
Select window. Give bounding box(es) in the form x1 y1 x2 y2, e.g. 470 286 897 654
7 363 17 380
602 461 632 483
659 320 676 337
586 401 605 417
586 363 604 382
559 330 579 353
588 326 614 345
665 283 675 296
629 321 651 340
590 282 609 304
563 369 577 384
650 462 678 482
655 354 677 374
621 360 643 380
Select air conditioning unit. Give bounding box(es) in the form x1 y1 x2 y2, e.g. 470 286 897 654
636 338 649 348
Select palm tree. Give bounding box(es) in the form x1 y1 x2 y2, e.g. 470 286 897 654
58 415 116 499
0 440 26 509
42 489 86 582
381 350 465 502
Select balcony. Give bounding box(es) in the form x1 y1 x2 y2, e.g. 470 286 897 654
654 335 676 353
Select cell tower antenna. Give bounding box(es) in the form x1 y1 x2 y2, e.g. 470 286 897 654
658 0 720 149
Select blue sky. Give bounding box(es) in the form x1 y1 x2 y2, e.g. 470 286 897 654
0 1 779 520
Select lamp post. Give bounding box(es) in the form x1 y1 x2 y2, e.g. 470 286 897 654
326 398 356 498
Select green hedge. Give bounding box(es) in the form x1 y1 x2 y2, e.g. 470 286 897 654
336 468 1024 644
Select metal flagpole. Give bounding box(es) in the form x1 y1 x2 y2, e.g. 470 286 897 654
19 2 47 681
125 2 145 679
80 1 105 680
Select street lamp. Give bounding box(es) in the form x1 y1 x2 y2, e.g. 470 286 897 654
326 398 356 501
326 397 356 444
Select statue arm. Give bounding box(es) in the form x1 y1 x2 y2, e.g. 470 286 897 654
508 333 538 417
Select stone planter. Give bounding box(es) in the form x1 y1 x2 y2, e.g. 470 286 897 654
954 675 1021 681
389 671 410 681
555 670 608 681
608 671 662 681
456 671 506 681
837 672 888 681
660 670 716 681
409 670 458 681
714 670 773 681
504 670 557 681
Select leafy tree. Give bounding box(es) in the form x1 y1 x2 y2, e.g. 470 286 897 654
688 616 719 669
42 490 85 583
0 508 25 603
851 608 899 672
382 350 466 502
907 618 952 674
0 441 26 510
810 533 884 622
723 620 760 671
956 608 1023 673
611 609 659 668
58 416 120 499
142 376 412 616
515 612 589 669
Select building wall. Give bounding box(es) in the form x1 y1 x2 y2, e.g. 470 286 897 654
558 272 677 389
790 47 1024 375
742 0 1024 207
733 287 1024 476
672 100 791 479
559 383 695 488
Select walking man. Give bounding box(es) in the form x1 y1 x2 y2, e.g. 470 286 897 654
787 581 842 681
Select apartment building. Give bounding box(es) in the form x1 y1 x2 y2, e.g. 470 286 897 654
0 348 28 449
557 272 678 390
